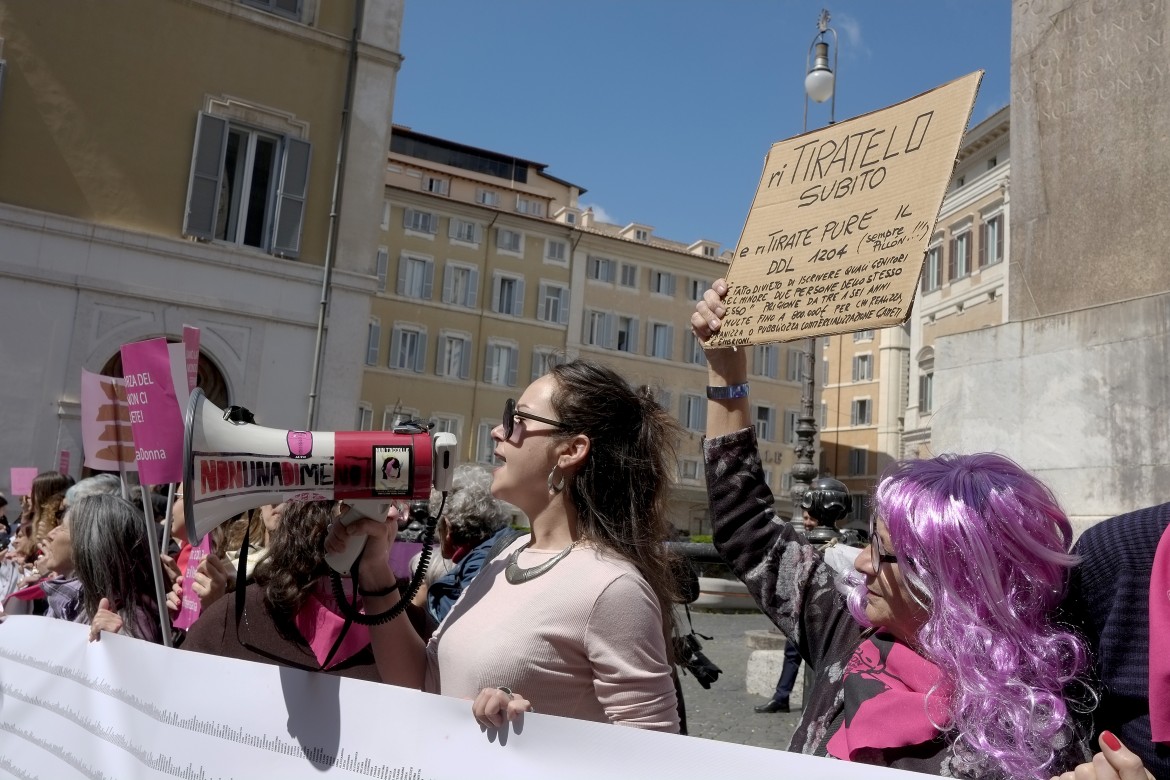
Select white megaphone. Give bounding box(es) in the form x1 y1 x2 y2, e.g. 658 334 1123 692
182 388 457 574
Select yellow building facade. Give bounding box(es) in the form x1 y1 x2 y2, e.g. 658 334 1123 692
364 127 805 531
819 106 1010 517
0 0 404 484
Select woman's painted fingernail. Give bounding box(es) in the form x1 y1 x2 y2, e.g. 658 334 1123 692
1101 730 1122 751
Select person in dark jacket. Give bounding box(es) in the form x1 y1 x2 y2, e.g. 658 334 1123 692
425 465 515 623
1063 502 1170 778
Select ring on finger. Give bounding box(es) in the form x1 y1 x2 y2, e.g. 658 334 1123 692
497 686 514 699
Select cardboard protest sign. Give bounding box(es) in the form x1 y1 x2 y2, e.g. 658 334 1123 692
708 71 982 347
120 338 186 485
80 369 138 472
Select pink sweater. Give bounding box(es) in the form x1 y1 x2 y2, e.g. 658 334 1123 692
424 537 679 732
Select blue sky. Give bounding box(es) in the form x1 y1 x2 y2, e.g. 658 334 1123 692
392 1 1011 252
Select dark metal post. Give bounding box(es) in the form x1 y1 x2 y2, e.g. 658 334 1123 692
790 337 819 516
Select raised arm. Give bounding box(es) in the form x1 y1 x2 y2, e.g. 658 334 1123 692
324 509 428 689
690 278 750 438
692 279 854 667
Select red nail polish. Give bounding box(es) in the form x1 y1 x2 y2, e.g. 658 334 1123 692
1101 731 1122 751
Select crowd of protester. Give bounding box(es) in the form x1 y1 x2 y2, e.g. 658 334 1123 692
0 342 1164 779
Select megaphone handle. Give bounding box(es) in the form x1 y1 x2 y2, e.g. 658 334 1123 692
324 506 377 575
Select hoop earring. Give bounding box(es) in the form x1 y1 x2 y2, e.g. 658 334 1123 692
547 465 565 494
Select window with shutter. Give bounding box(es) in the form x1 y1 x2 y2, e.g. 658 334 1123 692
922 245 942 292
497 228 522 253
587 256 616 283
538 283 568 324
619 263 638 288
438 332 471 380
443 263 478 308
404 209 437 235
450 219 480 244
753 405 775 441
649 323 673 360
545 239 567 263
183 112 311 258
493 274 524 316
681 394 706 431
650 271 676 296
390 325 426 373
852 354 873 382
272 137 310 257
848 449 868 476
398 256 434 299
475 423 496 465
484 341 518 386
617 316 638 353
365 321 381 366
685 332 707 365
375 248 389 291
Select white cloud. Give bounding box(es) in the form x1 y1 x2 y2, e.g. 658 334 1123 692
833 14 869 59
580 203 615 224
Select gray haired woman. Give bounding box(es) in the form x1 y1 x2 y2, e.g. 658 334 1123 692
423 465 515 623
77 494 164 643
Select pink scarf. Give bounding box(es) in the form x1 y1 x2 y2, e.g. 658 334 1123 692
1150 524 1170 743
827 633 952 761
293 580 371 670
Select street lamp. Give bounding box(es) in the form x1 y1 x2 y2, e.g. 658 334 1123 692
802 9 838 131
790 9 838 520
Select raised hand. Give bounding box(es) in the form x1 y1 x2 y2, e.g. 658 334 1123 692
88 597 124 642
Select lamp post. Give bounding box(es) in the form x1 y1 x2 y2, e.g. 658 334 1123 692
790 9 837 519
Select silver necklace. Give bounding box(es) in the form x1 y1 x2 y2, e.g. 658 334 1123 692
505 540 575 584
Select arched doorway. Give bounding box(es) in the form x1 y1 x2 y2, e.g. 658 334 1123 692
99 343 230 409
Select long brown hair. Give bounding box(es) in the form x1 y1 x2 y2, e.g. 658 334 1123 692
253 501 333 624
30 471 74 543
546 359 684 652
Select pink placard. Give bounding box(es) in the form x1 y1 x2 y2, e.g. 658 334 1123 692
58 450 71 476
9 468 38 497
182 326 200 394
120 338 185 485
79 369 137 472
172 535 212 631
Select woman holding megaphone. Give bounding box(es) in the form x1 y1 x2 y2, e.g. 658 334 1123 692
326 357 683 732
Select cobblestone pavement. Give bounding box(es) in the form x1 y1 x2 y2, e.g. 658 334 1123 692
676 610 801 751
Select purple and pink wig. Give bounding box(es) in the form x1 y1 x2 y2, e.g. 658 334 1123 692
847 452 1092 779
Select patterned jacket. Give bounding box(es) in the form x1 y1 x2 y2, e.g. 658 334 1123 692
704 427 1088 777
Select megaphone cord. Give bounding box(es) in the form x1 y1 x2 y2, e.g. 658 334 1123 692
329 494 446 626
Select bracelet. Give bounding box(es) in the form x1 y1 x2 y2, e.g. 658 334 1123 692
706 382 749 400
357 582 398 597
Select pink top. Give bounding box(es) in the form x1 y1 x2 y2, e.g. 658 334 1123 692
425 537 679 732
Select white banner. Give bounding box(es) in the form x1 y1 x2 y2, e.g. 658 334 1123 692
0 616 913 779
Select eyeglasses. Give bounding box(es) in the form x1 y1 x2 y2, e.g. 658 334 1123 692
502 398 569 441
868 514 900 574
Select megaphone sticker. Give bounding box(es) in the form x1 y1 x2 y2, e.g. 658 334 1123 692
286 430 314 459
373 445 413 497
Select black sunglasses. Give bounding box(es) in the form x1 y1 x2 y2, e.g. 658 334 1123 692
868 514 899 573
503 398 569 441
